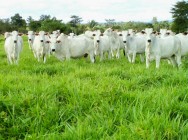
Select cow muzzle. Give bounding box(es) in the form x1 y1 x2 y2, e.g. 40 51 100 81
148 39 151 43
123 41 126 43
52 49 55 52
97 40 100 43
14 40 17 43
29 39 32 41
40 40 43 42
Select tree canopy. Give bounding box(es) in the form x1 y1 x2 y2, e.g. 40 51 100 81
171 0 188 33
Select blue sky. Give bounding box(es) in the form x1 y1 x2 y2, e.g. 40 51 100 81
0 0 181 23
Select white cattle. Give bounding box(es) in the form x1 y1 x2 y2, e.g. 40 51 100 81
176 32 188 63
93 30 112 61
32 31 50 63
50 33 95 63
104 28 121 58
117 31 128 56
145 29 181 69
4 31 23 64
122 29 148 63
27 31 35 50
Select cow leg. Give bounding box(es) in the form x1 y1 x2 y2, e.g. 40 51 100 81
169 57 177 67
156 55 161 69
127 53 132 63
36 53 40 62
140 54 144 63
7 55 12 65
132 52 136 63
111 49 114 58
146 57 150 69
108 51 111 60
116 48 120 59
43 54 46 63
176 54 182 67
100 51 104 61
66 55 70 60
89 53 95 63
15 55 19 65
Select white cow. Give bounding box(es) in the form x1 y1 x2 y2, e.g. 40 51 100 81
27 31 35 50
122 29 148 63
145 29 181 69
176 32 188 63
93 30 112 61
4 31 23 64
32 31 50 63
117 31 128 56
50 33 95 63
104 28 121 58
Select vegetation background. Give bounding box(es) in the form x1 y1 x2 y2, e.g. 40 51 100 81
0 1 188 139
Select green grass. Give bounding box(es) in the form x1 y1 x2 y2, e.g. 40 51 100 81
0 35 188 139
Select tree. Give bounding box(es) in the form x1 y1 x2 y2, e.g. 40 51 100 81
69 15 83 27
0 18 12 33
88 20 98 29
40 18 63 32
27 16 34 23
10 13 26 31
39 15 51 21
152 17 160 31
171 1 188 33
28 20 41 31
105 19 116 27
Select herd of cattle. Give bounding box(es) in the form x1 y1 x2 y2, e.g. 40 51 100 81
2 28 188 68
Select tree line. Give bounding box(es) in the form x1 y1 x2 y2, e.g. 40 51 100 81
0 1 187 34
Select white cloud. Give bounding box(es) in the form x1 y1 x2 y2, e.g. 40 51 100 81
0 0 181 23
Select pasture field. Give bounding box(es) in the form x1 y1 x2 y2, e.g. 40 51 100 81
0 35 188 140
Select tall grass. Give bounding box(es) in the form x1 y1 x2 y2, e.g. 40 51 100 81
0 35 188 139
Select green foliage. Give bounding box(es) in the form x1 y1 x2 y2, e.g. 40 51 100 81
88 20 98 29
123 21 152 31
28 20 41 32
171 1 188 33
0 19 12 33
0 34 188 139
10 13 27 32
69 15 83 27
40 19 63 32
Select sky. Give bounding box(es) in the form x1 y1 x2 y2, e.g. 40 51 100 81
0 0 181 23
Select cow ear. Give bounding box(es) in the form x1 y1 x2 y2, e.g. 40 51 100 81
141 31 145 34
100 33 103 36
183 32 187 35
35 33 39 36
56 40 61 43
46 41 50 43
26 33 28 35
18 33 23 36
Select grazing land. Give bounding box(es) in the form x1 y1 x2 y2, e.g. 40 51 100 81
0 35 188 139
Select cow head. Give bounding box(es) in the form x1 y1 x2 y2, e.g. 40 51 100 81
11 31 19 44
121 31 128 44
145 28 153 46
